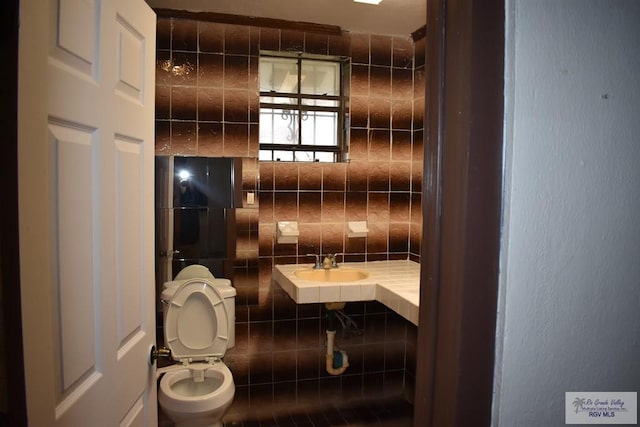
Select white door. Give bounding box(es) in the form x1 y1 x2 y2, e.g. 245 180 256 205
17 0 157 425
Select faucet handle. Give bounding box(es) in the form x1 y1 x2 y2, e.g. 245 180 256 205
306 253 323 269
331 253 343 268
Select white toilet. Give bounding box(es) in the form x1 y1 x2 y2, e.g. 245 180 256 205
157 265 236 427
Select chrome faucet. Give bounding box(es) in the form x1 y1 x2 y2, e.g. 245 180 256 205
323 253 342 269
307 253 342 269
306 254 323 269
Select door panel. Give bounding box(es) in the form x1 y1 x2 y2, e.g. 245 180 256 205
49 122 99 401
18 0 157 425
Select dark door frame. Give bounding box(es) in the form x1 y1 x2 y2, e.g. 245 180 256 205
6 1 505 426
414 0 505 426
1 0 28 425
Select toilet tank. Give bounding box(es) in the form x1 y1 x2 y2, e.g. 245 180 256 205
161 278 236 350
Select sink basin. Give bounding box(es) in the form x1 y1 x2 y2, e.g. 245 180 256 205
294 268 370 282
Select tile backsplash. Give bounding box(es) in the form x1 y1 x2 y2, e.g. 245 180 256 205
155 15 424 420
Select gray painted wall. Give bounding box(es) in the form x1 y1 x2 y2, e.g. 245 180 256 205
494 1 640 425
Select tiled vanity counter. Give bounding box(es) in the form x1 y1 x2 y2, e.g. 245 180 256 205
273 259 420 326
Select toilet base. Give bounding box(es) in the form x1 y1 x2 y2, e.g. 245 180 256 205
160 403 228 427
160 407 223 427
159 395 232 427
173 422 221 427
173 421 221 427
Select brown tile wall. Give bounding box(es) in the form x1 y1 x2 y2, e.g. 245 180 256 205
155 17 422 420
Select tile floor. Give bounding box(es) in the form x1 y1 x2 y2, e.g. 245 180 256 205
159 398 413 427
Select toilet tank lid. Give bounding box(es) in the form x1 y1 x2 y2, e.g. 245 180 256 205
174 264 215 281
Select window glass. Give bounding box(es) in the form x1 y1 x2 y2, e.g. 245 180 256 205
259 108 300 144
273 150 294 162
315 152 335 162
301 98 340 107
259 57 298 93
300 111 338 146
259 55 346 162
300 60 340 96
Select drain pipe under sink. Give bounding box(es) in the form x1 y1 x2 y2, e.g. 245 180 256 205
325 303 349 375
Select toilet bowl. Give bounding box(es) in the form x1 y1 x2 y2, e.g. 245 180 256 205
157 266 236 427
159 363 234 427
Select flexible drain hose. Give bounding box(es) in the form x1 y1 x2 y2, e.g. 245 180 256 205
326 308 349 375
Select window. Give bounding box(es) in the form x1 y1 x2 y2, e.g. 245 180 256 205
259 54 348 162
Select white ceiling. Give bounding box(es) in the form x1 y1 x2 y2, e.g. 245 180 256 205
145 0 426 38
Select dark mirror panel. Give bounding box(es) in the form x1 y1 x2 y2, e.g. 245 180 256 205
172 207 233 258
156 156 241 209
172 156 242 209
155 156 258 314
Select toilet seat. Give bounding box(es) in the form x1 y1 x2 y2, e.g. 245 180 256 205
164 278 229 362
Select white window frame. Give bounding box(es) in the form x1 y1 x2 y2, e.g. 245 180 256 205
259 53 349 162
